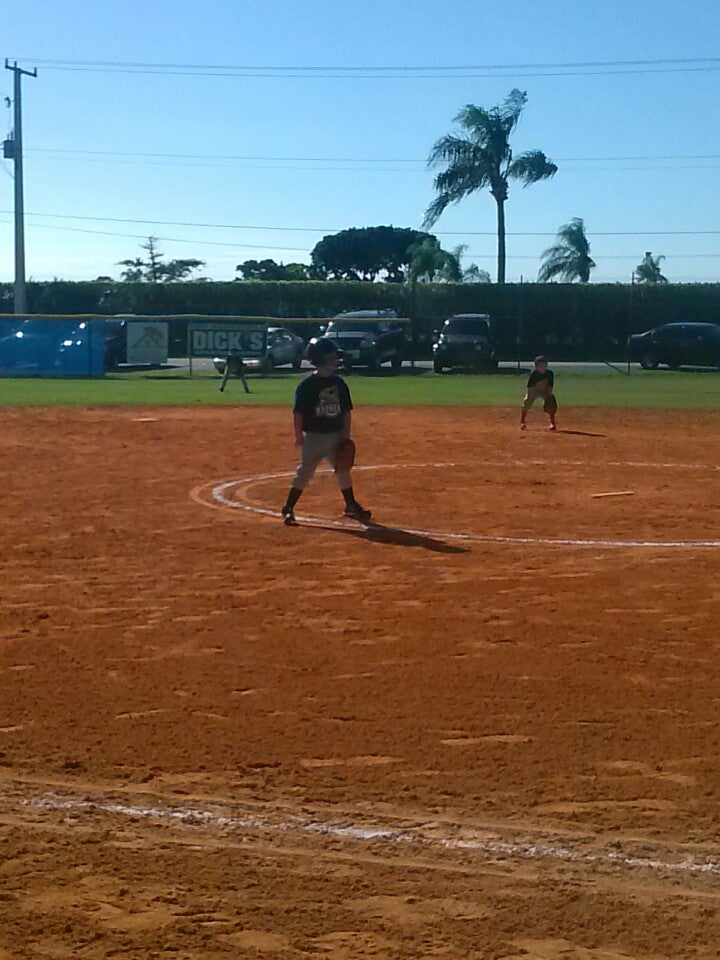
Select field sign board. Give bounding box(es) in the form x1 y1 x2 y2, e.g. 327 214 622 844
188 323 267 362
126 321 169 365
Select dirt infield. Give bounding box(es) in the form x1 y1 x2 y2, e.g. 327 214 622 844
2 405 720 959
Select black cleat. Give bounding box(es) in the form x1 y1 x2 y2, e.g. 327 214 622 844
281 506 298 526
343 501 372 523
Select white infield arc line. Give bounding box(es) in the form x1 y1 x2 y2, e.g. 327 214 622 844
14 792 720 880
203 460 720 550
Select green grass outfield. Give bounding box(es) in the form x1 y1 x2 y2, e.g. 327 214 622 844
0 366 718 409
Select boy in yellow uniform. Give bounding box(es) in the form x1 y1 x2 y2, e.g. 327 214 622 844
520 356 557 431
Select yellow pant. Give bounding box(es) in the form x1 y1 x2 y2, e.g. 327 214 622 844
522 387 557 414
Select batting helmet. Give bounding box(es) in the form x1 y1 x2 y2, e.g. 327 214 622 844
306 337 339 366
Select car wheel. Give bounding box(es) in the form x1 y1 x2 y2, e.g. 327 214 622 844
391 354 402 373
367 357 381 376
666 360 680 371
292 351 303 371
640 352 659 370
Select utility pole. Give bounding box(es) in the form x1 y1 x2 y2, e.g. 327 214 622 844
4 60 37 315
627 270 636 375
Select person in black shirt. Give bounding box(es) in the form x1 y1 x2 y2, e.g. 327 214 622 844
520 356 557 431
281 338 371 526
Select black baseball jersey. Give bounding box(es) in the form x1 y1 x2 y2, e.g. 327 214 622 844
293 374 353 433
527 368 554 391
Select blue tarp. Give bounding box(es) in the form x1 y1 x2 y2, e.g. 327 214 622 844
0 318 105 377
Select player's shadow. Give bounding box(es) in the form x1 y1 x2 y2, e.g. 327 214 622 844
316 522 469 554
557 428 607 438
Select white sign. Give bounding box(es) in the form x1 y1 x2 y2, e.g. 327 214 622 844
188 325 267 358
126 322 169 365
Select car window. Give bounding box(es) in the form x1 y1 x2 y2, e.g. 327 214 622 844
700 326 720 340
657 325 685 339
445 319 490 335
326 321 380 333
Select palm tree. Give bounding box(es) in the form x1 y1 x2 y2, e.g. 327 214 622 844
423 90 557 284
538 218 595 282
407 237 455 283
635 251 668 284
447 244 491 283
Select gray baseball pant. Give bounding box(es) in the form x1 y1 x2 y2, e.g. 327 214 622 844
293 431 351 490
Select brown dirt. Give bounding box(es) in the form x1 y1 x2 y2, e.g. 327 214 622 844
1 405 719 959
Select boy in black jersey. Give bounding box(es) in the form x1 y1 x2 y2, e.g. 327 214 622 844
281 338 371 526
520 356 557 431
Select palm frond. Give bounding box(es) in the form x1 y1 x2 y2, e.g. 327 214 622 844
423 194 453 228
427 133 478 168
508 150 558 187
433 162 489 196
454 103 492 135
499 89 528 128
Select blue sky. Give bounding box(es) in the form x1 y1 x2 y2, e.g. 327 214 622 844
2 0 720 283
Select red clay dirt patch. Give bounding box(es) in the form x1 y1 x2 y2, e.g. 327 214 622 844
1 405 720 959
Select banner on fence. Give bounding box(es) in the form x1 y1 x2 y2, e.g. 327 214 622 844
126 321 169 365
0 318 105 377
187 323 267 361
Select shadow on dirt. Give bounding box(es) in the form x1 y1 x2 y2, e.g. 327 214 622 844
557 428 607 438
314 522 469 554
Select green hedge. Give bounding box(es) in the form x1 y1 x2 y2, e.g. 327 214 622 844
2 280 719 360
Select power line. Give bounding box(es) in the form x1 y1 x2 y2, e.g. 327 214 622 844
13 55 720 79
18 56 720 70
23 146 720 164
15 220 311 252
5 209 720 238
2 217 718 260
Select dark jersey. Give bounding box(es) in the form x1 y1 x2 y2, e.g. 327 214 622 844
293 374 353 433
527 368 554 391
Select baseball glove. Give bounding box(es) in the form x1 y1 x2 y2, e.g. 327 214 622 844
543 394 558 415
334 438 356 473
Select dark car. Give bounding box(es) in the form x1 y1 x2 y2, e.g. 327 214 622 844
322 310 405 374
432 314 498 373
627 322 720 370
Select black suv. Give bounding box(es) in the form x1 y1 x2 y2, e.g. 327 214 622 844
627 323 720 370
432 314 498 373
323 310 405 374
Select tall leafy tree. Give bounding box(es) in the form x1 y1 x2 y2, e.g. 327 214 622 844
235 259 311 281
538 218 595 282
635 251 668 284
424 90 557 284
117 237 205 282
311 226 436 281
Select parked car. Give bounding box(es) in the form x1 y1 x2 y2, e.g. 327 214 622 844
627 322 720 370
213 326 305 376
322 310 405 374
432 314 498 373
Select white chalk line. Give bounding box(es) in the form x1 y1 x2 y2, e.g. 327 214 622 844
205 461 720 549
14 791 720 880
